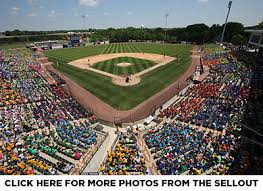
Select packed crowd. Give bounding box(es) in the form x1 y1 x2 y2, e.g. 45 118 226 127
143 122 239 175
48 71 66 85
230 47 263 174
201 46 230 67
0 49 103 175
159 47 251 131
0 44 258 176
100 132 149 175
144 45 253 175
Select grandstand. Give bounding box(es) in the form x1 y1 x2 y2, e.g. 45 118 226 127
31 40 64 51
1 0 263 175
1 40 261 175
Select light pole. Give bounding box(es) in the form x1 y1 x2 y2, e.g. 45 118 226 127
81 14 88 30
164 13 169 43
141 25 145 42
220 1 232 43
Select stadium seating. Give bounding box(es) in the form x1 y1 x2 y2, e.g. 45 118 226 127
159 52 250 131
146 45 253 175
0 49 103 175
0 44 258 175
143 121 239 175
100 132 149 175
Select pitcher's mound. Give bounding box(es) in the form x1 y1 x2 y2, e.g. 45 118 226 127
116 62 133 67
112 76 141 86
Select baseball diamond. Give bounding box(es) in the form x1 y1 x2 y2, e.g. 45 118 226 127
0 0 262 178
44 43 192 110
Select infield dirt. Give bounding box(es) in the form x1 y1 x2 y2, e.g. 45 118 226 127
68 53 176 86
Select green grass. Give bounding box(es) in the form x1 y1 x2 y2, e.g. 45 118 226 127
44 43 192 110
92 56 155 75
0 43 27 49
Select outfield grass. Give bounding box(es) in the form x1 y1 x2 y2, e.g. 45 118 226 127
44 43 192 110
0 43 27 50
92 56 155 76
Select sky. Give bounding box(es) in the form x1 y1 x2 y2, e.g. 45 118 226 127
0 0 262 31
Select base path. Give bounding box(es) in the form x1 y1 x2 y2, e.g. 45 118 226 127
68 53 176 86
45 47 200 123
68 53 175 67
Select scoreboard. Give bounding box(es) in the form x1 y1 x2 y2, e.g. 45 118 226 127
66 33 83 46
70 35 80 43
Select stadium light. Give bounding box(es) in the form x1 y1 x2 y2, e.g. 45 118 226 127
220 1 233 43
141 25 145 42
164 13 169 43
81 14 88 30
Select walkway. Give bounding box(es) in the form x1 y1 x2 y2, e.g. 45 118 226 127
82 125 118 173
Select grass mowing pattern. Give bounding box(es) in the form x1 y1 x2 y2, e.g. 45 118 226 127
100 43 141 54
44 43 192 110
92 57 155 75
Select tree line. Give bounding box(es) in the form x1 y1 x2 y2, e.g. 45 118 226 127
1 21 262 45
90 21 262 45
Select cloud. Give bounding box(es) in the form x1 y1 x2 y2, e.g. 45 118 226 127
81 14 89 18
10 11 18 15
79 0 99 7
197 0 209 2
27 0 40 4
10 7 20 16
28 13 37 17
103 12 111 16
48 10 63 17
11 7 20 11
48 10 56 17
127 11 133 15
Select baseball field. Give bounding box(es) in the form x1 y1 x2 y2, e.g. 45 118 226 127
91 56 156 76
44 43 192 110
